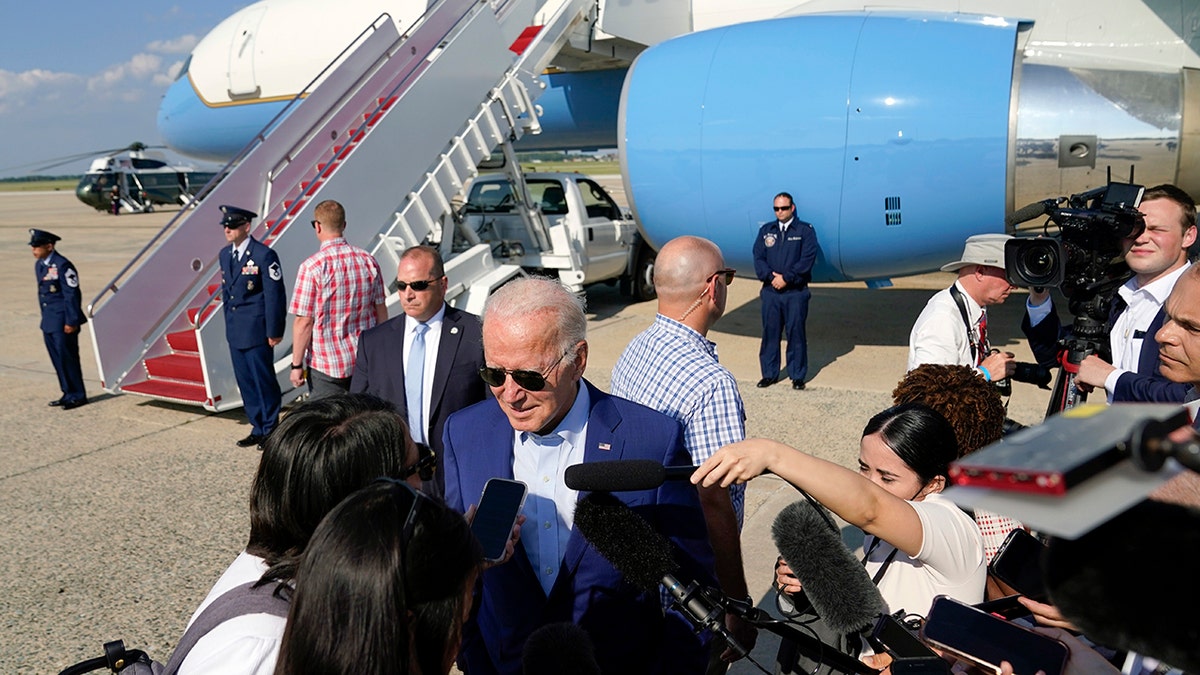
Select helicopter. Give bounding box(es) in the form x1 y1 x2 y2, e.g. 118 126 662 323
29 142 220 214
74 143 220 214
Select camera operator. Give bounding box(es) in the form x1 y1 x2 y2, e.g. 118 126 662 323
908 233 1017 383
1023 184 1197 403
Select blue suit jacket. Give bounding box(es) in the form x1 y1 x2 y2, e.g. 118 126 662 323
350 305 488 489
752 218 818 290
1022 298 1190 403
443 380 715 675
36 250 86 333
219 237 286 349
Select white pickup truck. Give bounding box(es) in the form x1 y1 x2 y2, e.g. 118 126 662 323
457 172 656 300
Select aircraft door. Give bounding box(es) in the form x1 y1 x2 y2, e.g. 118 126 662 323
836 15 1021 280
227 5 267 99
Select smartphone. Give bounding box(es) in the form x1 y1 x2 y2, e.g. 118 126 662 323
988 528 1047 600
921 596 1068 675
871 614 938 659
470 478 527 562
973 594 1032 621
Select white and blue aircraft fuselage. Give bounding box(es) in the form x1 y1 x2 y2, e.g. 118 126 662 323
157 0 1200 282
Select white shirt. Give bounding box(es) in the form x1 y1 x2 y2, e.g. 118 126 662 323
403 304 445 436
1102 263 1190 395
177 551 284 675
512 384 590 595
865 493 986 617
907 281 983 372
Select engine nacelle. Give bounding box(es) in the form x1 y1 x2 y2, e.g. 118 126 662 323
620 12 1024 281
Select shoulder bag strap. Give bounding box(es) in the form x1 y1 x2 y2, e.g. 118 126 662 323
947 283 979 363
159 582 290 675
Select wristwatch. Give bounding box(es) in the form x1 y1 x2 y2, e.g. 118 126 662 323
291 363 304 370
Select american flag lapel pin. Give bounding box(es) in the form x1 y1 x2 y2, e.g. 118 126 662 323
598 442 611 451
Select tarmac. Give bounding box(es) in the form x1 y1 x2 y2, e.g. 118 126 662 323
0 190 1050 673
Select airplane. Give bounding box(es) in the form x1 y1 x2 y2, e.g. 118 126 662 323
154 0 1200 285
70 143 219 214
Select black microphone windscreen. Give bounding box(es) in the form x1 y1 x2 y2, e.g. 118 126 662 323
1045 499 1200 672
522 621 602 675
564 460 667 492
573 491 677 591
1006 200 1050 227
771 500 887 634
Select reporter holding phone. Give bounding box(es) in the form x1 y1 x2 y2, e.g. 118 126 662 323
694 403 986 617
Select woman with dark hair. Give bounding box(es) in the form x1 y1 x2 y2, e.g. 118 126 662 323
693 402 986 616
177 393 423 675
274 479 483 675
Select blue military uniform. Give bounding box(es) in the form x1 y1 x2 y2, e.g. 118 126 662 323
753 216 818 385
218 206 287 443
31 229 88 408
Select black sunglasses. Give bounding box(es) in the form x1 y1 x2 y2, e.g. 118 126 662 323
707 268 736 285
773 205 793 212
401 443 437 482
394 278 439 292
372 476 427 544
310 219 318 228
479 351 568 391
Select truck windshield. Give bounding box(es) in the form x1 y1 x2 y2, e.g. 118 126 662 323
464 179 569 215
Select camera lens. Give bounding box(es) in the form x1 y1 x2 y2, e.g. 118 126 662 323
1005 238 1064 288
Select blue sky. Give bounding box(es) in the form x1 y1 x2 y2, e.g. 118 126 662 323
0 2 249 178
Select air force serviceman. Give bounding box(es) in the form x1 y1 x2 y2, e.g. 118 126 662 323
219 205 287 448
30 229 88 410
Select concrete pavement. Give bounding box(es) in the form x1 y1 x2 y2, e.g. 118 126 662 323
0 191 1049 672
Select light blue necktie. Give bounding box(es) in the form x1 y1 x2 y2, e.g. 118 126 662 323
406 322 428 444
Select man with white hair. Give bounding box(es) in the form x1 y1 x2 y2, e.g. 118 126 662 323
908 233 1017 383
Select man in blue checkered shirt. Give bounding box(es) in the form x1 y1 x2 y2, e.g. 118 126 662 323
611 235 756 668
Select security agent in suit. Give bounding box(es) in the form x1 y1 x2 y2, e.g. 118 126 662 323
30 229 88 409
753 192 819 390
442 277 717 675
350 245 488 498
218 205 287 448
1023 184 1197 403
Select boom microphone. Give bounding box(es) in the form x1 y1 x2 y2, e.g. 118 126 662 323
564 459 695 492
573 492 743 654
771 500 887 634
1006 198 1058 227
1044 499 1200 672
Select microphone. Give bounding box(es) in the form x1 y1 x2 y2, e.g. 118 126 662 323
572 492 743 653
564 459 696 492
522 622 601 675
1044 499 1200 673
1006 198 1059 227
771 500 887 634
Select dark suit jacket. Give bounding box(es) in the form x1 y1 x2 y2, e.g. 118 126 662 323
219 237 286 349
442 380 715 675
36 250 86 333
1022 298 1190 403
350 304 488 493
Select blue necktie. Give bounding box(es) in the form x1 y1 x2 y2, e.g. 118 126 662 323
406 322 429 444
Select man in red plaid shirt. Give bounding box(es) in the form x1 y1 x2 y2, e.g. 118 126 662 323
288 200 388 399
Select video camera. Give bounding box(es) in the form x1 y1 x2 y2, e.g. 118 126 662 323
1005 181 1145 313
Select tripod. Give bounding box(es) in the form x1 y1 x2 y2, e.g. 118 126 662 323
1042 282 1124 418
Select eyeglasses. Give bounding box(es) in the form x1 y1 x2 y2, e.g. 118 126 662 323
395 278 440 292
401 443 437 482
707 268 736 285
310 220 319 228
774 205 793 212
479 350 569 391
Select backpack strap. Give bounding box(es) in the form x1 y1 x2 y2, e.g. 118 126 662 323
159 581 290 675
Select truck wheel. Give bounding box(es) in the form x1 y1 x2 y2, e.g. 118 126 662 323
631 244 656 301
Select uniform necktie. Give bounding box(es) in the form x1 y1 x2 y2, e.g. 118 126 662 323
406 322 429 444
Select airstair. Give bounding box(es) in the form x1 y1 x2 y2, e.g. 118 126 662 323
87 0 596 410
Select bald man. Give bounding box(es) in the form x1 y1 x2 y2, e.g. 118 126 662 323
611 236 756 667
